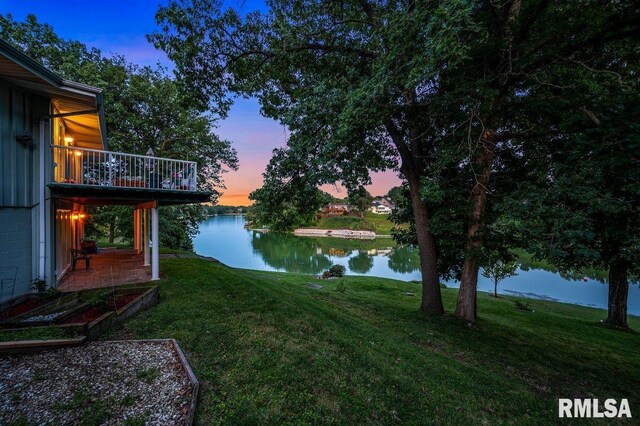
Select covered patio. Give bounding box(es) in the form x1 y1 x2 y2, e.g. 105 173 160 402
58 248 150 292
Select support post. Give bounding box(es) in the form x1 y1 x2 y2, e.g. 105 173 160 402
139 209 143 254
143 209 150 266
133 209 139 253
151 206 159 280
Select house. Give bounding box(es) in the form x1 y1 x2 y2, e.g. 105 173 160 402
0 40 209 302
369 198 394 214
319 203 351 217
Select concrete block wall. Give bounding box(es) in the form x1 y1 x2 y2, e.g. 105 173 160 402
0 208 33 301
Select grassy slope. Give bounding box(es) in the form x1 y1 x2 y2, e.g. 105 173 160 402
310 212 396 235
111 258 640 425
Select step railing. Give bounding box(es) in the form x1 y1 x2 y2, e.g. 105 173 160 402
51 145 198 191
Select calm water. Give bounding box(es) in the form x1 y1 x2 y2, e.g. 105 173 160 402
194 215 640 315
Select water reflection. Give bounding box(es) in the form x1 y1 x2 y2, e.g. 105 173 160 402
250 231 332 274
388 246 420 274
348 252 374 274
193 215 639 314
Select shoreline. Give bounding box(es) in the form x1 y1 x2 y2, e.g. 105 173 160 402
293 228 392 239
248 227 392 239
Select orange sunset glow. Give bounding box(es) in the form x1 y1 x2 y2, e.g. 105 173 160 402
215 98 401 206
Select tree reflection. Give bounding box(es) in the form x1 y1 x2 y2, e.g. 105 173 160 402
348 251 374 274
250 231 332 274
388 246 420 273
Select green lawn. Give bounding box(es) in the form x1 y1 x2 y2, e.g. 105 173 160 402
109 258 640 424
310 212 397 235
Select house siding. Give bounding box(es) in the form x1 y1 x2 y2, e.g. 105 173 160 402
0 79 51 300
0 81 41 207
0 208 32 300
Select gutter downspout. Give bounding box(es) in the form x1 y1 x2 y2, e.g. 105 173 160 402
38 119 46 281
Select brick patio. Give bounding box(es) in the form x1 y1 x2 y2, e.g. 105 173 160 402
58 248 151 291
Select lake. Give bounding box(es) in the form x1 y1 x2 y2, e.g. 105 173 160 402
194 215 640 315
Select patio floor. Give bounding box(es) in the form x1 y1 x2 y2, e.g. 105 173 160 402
58 248 151 292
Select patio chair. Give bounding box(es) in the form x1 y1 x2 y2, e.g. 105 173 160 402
71 249 91 270
81 240 98 254
0 266 17 306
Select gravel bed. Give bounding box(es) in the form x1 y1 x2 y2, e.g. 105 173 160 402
0 340 195 425
20 310 71 323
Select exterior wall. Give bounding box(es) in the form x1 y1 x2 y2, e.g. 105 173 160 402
0 79 52 300
0 209 32 301
0 81 35 206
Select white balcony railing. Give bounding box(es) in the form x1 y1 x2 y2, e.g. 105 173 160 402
51 145 197 191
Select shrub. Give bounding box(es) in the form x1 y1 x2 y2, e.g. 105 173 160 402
328 264 346 277
515 300 533 311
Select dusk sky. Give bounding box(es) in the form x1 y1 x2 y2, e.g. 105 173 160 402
2 0 401 205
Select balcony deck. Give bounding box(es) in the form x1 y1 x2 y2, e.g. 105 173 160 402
50 145 211 205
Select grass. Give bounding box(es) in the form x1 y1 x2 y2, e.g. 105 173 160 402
109 258 640 424
0 326 77 342
309 212 398 235
95 236 132 250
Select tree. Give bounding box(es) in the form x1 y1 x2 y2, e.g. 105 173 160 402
347 187 373 217
151 0 479 315
517 88 640 329
247 148 329 231
481 253 518 298
385 187 404 207
152 0 640 321
431 1 640 323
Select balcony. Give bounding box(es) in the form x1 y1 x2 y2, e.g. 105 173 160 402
49 145 210 205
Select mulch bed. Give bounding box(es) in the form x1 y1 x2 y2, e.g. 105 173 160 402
110 293 142 311
61 306 107 325
0 341 195 425
0 299 43 321
60 293 143 325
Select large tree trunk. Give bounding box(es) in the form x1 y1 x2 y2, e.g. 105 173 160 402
605 260 629 329
406 170 444 315
108 221 115 244
456 130 496 323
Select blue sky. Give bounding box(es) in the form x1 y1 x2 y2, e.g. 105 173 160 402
1 0 399 204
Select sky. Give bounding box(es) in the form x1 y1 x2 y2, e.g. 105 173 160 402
1 0 400 205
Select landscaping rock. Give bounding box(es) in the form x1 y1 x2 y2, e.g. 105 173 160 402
0 340 196 425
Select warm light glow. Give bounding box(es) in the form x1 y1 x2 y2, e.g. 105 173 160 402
71 213 79 220
64 136 74 145
79 213 86 219
74 150 82 157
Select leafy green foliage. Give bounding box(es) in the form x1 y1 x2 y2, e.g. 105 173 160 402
153 1 639 321
481 252 518 297
328 264 346 277
347 187 373 216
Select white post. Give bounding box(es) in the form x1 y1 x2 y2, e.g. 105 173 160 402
143 209 150 266
151 206 159 280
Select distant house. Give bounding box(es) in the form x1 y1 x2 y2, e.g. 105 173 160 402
320 204 351 217
369 198 394 214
